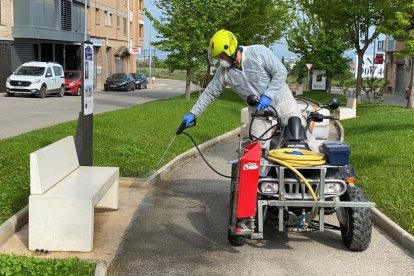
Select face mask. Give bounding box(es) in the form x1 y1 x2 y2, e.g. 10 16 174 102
220 59 232 68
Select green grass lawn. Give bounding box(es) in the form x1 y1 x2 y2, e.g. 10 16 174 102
0 255 95 276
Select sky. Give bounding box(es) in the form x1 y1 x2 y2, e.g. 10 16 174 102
143 1 383 61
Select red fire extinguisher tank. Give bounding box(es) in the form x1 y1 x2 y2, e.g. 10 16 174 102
236 142 261 218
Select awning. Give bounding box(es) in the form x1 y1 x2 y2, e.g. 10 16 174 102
114 46 131 57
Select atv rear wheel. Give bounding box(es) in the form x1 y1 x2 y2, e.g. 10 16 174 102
228 163 248 246
337 185 372 251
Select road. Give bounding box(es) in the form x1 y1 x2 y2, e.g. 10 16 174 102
0 79 193 140
109 137 413 276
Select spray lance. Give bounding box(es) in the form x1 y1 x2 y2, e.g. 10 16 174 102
155 118 196 168
156 118 232 178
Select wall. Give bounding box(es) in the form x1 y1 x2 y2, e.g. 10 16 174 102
0 0 13 39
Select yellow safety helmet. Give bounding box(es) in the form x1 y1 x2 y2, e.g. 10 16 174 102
209 29 238 59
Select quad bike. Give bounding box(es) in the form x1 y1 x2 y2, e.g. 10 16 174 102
228 95 374 251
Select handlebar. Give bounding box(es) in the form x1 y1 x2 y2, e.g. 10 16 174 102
307 111 335 123
250 109 276 118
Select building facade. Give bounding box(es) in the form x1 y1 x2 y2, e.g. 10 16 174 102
0 0 14 92
87 0 144 89
0 0 144 92
384 36 413 95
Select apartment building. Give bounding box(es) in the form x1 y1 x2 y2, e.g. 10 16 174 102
384 36 413 95
87 0 144 89
0 0 144 92
0 0 13 92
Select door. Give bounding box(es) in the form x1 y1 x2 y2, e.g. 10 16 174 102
44 67 56 91
396 64 405 95
52 66 64 90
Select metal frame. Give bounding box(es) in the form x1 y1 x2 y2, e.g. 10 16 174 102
253 165 375 239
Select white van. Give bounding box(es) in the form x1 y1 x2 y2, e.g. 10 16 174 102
6 61 65 98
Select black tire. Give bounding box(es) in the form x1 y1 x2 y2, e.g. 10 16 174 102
138 84 142 90
6 92 14 97
58 85 64 97
337 185 372 251
228 163 248 246
38 85 46 98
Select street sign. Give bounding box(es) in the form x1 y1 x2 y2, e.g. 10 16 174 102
130 47 141 55
306 63 312 70
375 54 384 64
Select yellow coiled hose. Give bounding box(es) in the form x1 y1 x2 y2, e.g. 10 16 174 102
267 148 326 202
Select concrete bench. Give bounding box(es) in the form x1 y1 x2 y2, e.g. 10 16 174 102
334 97 357 120
29 136 119 252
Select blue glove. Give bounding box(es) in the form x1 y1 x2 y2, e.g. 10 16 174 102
183 113 196 128
256 95 272 110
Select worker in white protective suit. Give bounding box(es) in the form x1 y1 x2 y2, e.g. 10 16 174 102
181 29 307 150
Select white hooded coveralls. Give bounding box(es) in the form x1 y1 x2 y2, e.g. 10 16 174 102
190 45 304 149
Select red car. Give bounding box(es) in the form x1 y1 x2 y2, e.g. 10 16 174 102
64 70 81 95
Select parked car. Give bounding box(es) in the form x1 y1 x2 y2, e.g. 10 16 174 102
104 73 135 91
130 73 148 89
64 70 82 96
5 61 65 98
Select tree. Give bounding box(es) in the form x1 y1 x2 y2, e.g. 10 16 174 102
286 3 352 92
379 1 414 108
301 0 401 103
145 0 291 99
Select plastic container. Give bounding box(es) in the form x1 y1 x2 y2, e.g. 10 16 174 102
322 142 351 166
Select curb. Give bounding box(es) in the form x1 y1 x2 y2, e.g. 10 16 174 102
94 260 108 276
371 208 414 254
0 206 28 247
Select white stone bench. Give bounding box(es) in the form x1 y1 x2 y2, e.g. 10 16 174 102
334 97 357 120
29 136 119 252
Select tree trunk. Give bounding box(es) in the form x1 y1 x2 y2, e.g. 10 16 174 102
407 56 414 109
327 77 331 93
356 51 364 104
185 67 192 100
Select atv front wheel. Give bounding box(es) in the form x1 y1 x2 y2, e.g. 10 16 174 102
337 185 372 251
228 163 248 246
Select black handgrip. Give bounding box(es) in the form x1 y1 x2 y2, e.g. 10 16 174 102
251 110 275 118
176 118 196 135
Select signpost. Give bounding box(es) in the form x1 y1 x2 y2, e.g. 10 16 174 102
306 63 312 91
75 41 94 166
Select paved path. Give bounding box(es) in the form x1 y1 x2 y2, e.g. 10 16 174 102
108 136 413 276
330 87 408 107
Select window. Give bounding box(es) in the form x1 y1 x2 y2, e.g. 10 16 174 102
105 11 112 26
61 0 72 31
46 67 53 77
117 15 120 29
139 0 144 11
139 24 144 38
123 17 127 35
124 0 128 6
53 66 63 77
96 9 100 25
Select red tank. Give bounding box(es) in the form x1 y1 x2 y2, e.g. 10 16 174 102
236 142 261 218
